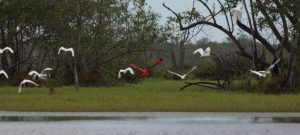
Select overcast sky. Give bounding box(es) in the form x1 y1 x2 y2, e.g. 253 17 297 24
145 0 227 43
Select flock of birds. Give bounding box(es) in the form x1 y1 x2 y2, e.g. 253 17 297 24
0 44 281 94
118 46 281 80
0 0 278 93
118 47 211 79
0 1 278 94
0 46 75 94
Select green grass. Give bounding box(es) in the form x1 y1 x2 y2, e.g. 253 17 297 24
0 79 299 112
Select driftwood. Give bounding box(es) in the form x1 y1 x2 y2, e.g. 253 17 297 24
179 81 224 91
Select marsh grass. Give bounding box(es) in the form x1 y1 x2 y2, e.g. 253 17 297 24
0 79 299 112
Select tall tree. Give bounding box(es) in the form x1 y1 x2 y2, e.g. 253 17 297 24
163 0 299 91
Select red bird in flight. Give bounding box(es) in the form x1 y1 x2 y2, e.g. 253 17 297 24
130 58 163 77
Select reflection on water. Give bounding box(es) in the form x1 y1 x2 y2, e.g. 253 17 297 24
0 116 300 124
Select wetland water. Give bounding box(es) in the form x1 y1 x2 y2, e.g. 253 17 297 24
0 112 300 135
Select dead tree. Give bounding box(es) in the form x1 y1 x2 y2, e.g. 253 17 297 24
163 0 299 92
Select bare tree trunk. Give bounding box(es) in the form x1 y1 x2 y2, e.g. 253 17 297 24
73 0 81 91
40 48 48 69
286 49 296 91
143 47 147 66
73 55 79 91
178 41 185 69
0 27 9 70
170 45 177 68
295 0 300 88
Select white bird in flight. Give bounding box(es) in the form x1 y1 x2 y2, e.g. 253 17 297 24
18 79 39 94
168 66 197 80
212 2 216 14
232 5 243 21
193 47 211 57
58 47 74 57
249 59 280 77
0 70 9 79
0 47 14 54
118 67 134 79
28 68 53 80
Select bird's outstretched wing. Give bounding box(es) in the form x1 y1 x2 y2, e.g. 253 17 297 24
146 58 162 71
69 48 75 57
3 47 14 54
193 48 204 55
28 71 40 76
118 70 123 79
41 68 53 75
18 79 39 94
258 71 267 74
267 58 280 71
130 64 145 72
212 2 216 14
249 70 264 77
185 66 197 75
57 47 65 55
204 47 211 54
125 67 134 75
0 70 9 79
167 70 183 78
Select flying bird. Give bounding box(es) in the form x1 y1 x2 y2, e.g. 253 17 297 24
0 70 9 79
168 66 197 80
118 67 134 79
193 47 211 57
232 5 243 21
0 47 14 54
18 79 39 94
130 58 163 77
250 59 280 77
58 47 74 57
212 2 216 14
28 68 53 80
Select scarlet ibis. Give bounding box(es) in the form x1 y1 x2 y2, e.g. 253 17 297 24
130 58 163 77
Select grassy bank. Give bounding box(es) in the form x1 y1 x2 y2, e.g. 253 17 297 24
0 79 299 112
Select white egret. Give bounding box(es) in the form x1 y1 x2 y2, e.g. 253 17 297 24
250 59 280 77
118 67 134 79
18 79 39 94
193 47 211 57
212 3 216 14
168 66 197 80
58 47 74 57
0 70 9 79
232 5 243 21
28 68 53 80
0 47 14 54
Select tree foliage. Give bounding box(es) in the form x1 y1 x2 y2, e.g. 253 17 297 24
0 0 166 86
163 0 300 91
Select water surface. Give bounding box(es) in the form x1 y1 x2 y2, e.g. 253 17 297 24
1 112 300 135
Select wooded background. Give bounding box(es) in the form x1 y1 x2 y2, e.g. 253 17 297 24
0 0 299 92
